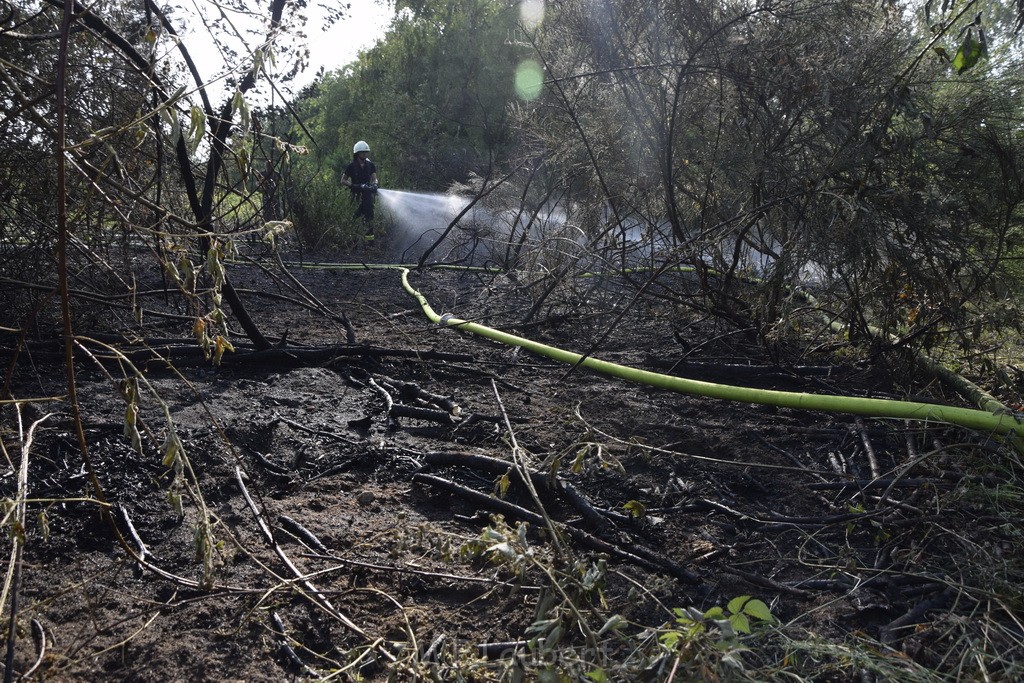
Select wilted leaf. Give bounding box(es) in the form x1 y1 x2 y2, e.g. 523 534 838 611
162 431 183 471
235 145 250 179
213 335 234 366
571 446 587 473
179 255 195 292
206 246 226 285
167 489 183 517
487 541 512 557
123 379 143 453
542 623 564 652
187 105 205 155
597 614 626 636
37 509 50 541
162 259 181 286
497 471 511 497
159 104 179 141
166 85 186 105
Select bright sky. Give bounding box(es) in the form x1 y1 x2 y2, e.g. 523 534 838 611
178 0 394 95
305 1 394 83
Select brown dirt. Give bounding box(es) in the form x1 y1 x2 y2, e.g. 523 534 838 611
1 254 1018 681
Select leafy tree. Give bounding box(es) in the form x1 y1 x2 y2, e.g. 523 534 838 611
0 0 328 350
284 0 525 241
925 0 1024 73
0 0 366 590
2 0 175 319
504 0 1024 363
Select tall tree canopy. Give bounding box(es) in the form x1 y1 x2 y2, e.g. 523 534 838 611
467 0 1024 348
281 0 526 240
0 0 321 350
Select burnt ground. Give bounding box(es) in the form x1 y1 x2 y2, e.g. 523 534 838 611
2 253 1022 681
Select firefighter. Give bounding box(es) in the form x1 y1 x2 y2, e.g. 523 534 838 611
341 140 378 238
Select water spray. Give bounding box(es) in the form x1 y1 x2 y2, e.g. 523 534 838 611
375 189 473 258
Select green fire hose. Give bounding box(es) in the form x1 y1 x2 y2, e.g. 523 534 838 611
399 268 1024 450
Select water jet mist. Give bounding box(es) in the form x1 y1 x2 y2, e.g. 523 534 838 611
377 189 474 259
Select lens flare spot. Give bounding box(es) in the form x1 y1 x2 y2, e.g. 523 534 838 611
520 0 545 28
515 60 543 101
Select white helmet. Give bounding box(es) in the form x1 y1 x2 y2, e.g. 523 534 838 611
353 140 370 154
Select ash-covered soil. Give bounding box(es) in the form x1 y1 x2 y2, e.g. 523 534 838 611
2 255 1019 681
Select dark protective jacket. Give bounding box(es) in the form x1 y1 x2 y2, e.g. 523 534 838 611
343 159 377 221
344 159 377 190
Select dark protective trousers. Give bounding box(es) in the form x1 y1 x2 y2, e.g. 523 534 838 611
351 187 375 222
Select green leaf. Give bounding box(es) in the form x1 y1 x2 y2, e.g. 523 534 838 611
743 598 774 623
623 499 646 519
727 595 751 615
953 29 986 74
586 668 609 683
703 606 725 620
730 613 752 634
659 631 681 649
